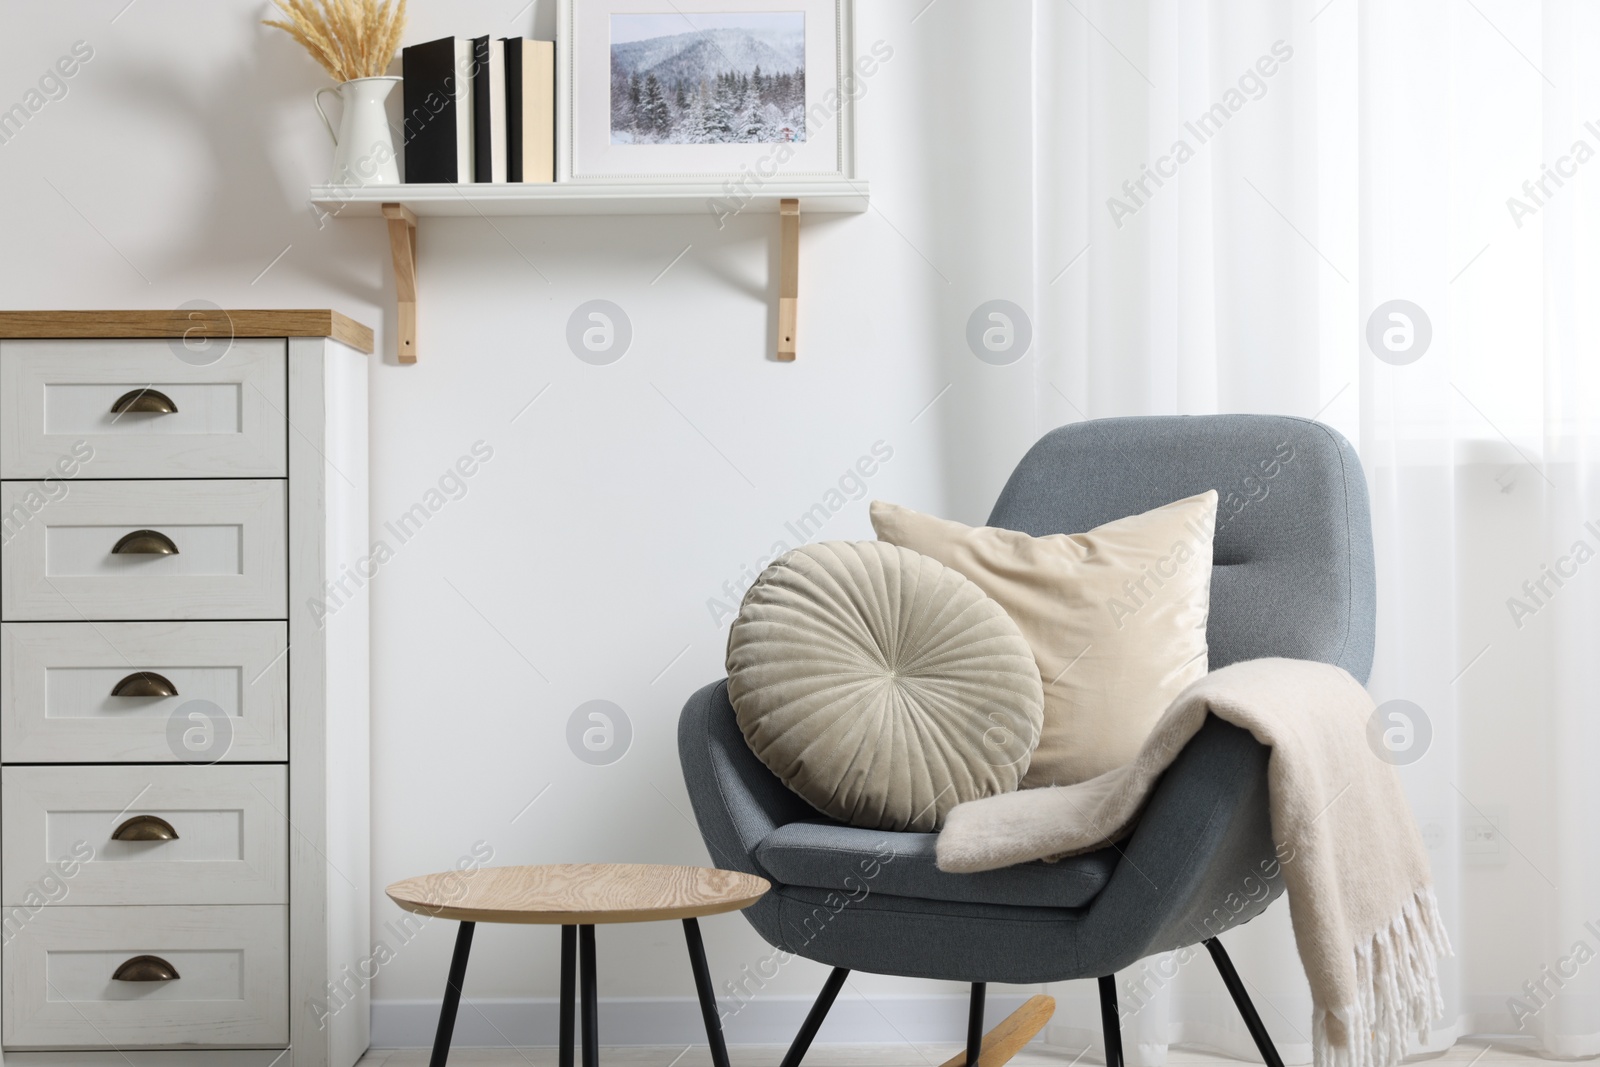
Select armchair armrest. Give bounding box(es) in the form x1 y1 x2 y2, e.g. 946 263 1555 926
1075 714 1283 974
678 678 820 879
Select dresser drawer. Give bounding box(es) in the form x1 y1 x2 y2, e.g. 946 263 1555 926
3 904 287 1048
0 480 287 621
0 338 287 479
1 622 288 762
2 765 287 906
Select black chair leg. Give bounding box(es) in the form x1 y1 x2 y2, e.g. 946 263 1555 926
428 921 475 1067
1205 938 1285 1067
682 918 733 1067
966 982 986 1067
779 966 850 1067
1096 975 1124 1067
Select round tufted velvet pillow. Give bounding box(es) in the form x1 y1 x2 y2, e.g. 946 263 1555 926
725 541 1044 832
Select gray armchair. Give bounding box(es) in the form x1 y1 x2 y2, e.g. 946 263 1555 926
678 415 1375 1067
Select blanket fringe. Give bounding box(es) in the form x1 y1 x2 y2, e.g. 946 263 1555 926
1314 886 1452 1067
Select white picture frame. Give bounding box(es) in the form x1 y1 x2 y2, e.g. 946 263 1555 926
557 0 856 183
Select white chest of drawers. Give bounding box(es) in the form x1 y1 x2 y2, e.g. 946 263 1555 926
0 311 372 1067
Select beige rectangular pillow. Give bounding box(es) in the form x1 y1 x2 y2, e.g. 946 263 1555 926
870 492 1217 787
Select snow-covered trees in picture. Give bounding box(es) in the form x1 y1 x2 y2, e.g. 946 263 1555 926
610 13 808 145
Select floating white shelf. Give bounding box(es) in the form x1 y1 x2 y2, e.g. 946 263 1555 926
311 182 868 363
310 180 870 217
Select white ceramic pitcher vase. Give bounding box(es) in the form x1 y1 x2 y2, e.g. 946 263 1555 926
314 76 401 186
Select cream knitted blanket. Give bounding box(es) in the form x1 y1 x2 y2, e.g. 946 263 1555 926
936 658 1450 1067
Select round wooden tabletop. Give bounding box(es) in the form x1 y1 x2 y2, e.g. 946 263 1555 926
385 863 771 925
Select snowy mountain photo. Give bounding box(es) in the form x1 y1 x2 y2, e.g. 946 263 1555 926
610 13 807 145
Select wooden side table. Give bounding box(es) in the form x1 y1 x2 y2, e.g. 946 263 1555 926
387 863 769 1067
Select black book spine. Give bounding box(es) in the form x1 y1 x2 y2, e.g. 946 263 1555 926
472 35 492 183
401 37 458 182
503 39 524 183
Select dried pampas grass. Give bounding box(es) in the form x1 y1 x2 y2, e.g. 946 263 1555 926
263 0 408 83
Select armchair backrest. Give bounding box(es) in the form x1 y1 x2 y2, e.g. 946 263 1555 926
987 415 1376 683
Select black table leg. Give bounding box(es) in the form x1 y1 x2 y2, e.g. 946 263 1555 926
561 925 578 1067
580 924 599 1067
428 921 476 1067
682 918 733 1067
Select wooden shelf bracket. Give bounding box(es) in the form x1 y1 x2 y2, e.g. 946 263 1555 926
777 198 800 362
353 193 833 365
382 202 418 363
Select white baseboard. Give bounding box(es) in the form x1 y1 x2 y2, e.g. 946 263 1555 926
372 993 1032 1049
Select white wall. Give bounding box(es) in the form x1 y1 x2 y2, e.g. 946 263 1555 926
0 0 1048 1046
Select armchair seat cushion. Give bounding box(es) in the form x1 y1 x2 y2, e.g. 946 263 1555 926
755 819 1119 910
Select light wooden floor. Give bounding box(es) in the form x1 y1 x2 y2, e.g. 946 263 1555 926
358 1040 1548 1067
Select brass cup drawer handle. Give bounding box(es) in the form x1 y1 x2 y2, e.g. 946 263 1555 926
110 388 178 414
110 671 178 698
112 955 180 982
111 815 179 841
111 530 179 555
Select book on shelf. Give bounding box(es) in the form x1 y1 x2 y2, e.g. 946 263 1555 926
400 36 475 183
470 35 507 183
401 34 557 184
503 38 555 183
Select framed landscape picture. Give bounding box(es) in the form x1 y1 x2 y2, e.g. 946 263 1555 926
559 0 855 181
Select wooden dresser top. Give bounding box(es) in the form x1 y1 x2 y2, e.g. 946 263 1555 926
0 310 374 355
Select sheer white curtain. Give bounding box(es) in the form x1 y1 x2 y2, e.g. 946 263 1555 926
1030 0 1600 1062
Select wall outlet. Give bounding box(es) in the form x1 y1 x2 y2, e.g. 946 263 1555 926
1462 803 1509 866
